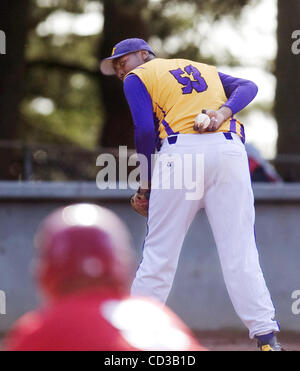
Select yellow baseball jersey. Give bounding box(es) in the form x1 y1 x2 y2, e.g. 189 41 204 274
129 58 245 142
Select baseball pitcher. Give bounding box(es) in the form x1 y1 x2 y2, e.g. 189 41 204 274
100 38 283 351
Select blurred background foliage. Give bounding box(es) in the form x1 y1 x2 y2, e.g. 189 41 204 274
0 0 299 180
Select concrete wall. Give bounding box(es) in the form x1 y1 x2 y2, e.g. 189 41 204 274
0 181 300 335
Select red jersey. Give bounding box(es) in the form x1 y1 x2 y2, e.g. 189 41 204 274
3 288 206 351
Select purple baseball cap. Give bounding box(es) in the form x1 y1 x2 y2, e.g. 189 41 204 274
100 38 155 76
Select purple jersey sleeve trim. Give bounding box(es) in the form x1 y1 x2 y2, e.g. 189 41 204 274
218 72 258 115
123 74 157 184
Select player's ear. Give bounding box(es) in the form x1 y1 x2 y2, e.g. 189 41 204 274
141 50 150 62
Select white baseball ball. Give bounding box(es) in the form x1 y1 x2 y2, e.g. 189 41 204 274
194 113 211 129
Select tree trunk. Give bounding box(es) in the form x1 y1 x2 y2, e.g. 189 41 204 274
98 0 149 149
275 0 300 181
0 0 30 179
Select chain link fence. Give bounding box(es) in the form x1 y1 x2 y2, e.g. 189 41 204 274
0 140 137 182
0 140 300 182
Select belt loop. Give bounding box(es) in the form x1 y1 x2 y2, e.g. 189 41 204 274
167 136 178 145
224 132 233 140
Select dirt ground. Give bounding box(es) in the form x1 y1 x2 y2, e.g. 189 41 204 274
1 330 299 351
194 330 300 351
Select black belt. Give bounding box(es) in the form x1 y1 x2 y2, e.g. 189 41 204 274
167 132 233 145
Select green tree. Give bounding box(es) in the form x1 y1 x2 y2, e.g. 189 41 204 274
275 0 300 181
98 0 150 148
3 0 299 181
0 0 31 179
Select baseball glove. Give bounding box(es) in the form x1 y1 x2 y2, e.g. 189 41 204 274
130 187 150 217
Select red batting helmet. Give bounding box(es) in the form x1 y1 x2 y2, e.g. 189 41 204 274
34 204 135 300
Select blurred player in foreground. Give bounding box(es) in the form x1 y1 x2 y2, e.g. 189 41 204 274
100 38 284 351
3 203 205 351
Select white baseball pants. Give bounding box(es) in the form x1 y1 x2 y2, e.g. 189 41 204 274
131 132 279 339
